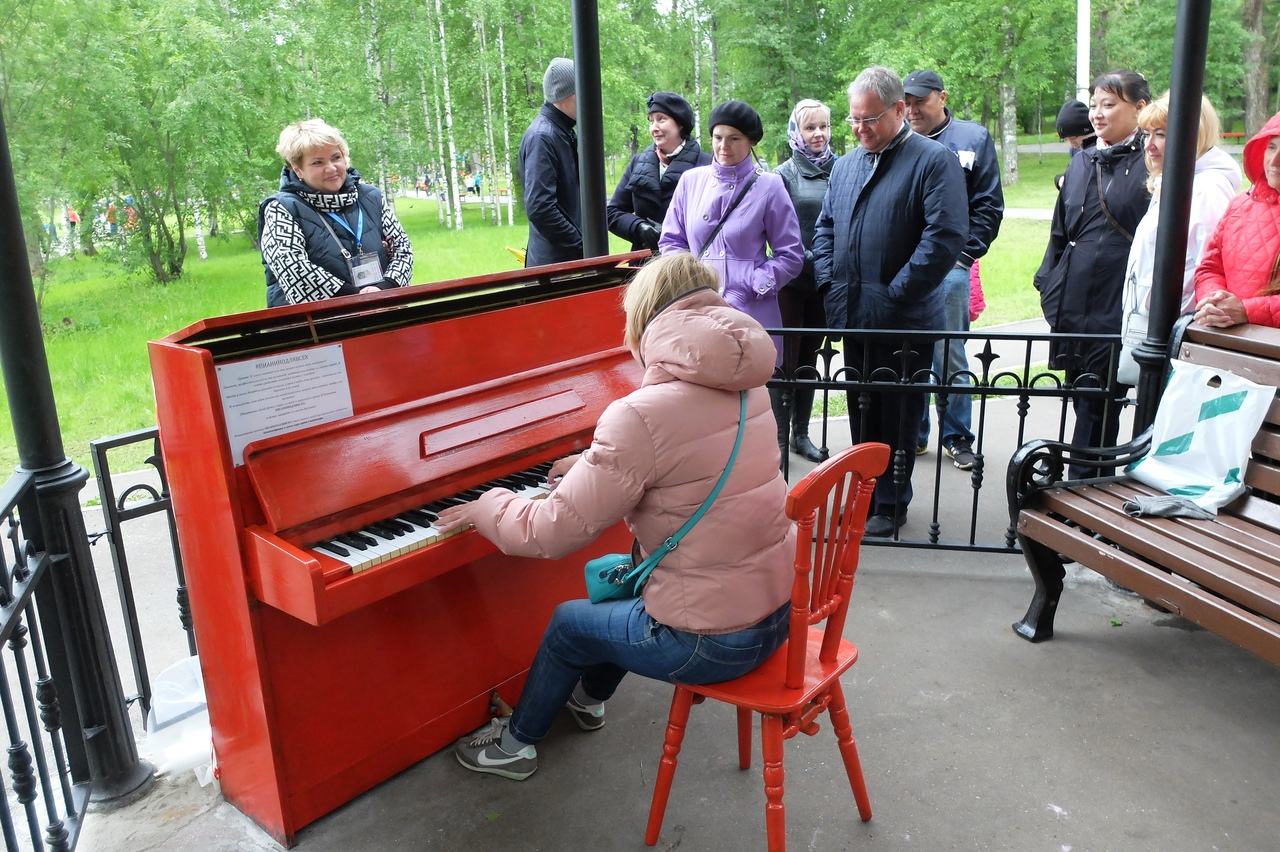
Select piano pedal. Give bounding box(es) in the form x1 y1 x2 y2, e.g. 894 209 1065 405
490 691 514 718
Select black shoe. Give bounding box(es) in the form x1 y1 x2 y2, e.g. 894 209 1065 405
865 514 904 538
790 434 828 463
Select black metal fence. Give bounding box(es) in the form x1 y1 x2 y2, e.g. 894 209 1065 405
0 472 90 852
770 326 1128 552
88 428 196 721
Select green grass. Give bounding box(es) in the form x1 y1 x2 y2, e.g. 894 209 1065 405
0 167 1050 476
975 218 1050 327
1000 152 1070 209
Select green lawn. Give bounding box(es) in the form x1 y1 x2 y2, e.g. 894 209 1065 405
0 175 1051 475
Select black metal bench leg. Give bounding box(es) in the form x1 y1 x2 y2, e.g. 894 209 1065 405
1013 533 1065 642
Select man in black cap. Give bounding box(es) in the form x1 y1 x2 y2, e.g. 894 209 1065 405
1055 99 1096 157
813 65 968 537
607 92 710 254
902 68 1004 472
519 57 582 267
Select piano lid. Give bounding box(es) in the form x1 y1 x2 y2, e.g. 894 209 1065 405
159 252 648 362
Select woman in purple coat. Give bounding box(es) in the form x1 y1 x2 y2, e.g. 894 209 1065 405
659 100 804 457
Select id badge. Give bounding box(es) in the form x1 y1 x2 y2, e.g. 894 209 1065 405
348 252 383 288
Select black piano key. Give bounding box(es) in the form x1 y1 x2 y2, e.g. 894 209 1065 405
381 518 413 534
316 541 350 558
364 523 396 540
337 533 370 551
400 509 436 526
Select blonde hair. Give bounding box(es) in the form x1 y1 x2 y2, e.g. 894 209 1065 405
276 119 350 167
623 253 719 351
1138 92 1222 192
793 98 832 129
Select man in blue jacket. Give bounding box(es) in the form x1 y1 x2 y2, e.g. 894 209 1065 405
903 69 1004 471
814 65 968 537
519 58 582 267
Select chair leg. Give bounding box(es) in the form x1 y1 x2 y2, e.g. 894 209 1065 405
645 686 696 846
760 713 787 852
737 706 752 769
827 682 872 821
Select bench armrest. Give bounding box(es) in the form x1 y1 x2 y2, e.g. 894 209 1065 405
1006 426 1154 522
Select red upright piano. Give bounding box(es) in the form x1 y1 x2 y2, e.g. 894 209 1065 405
148 255 644 844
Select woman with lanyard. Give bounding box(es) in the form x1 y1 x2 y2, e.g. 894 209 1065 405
259 119 414 307
659 100 804 460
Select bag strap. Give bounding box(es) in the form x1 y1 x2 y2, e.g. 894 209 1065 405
1095 159 1133 243
625 390 748 588
696 172 759 258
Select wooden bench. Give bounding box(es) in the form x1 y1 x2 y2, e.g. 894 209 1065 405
1008 318 1280 666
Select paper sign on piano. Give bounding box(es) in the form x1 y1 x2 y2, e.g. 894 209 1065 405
215 343 355 465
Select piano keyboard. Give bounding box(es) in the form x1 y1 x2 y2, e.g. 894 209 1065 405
307 460 557 574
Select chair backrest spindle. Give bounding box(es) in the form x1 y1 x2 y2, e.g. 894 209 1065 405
782 443 889 689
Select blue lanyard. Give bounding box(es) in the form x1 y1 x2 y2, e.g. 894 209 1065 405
325 207 364 253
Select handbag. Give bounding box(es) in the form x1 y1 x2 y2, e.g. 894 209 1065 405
1125 359 1274 512
584 390 748 603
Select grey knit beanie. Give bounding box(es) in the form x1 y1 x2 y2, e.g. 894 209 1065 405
543 58 575 104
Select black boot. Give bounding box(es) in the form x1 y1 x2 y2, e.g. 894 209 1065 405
768 387 791 462
789 386 827 462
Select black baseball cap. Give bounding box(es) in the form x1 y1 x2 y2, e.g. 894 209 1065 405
903 70 945 98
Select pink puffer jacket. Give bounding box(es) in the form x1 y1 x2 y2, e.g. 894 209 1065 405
1194 112 1280 326
472 287 795 633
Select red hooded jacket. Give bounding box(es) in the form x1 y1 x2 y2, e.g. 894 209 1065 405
1194 112 1280 326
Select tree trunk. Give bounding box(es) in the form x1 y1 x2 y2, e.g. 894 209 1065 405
998 9 1020 187
498 24 516 226
429 54 452 228
418 68 447 227
434 0 464 231
193 198 208 260
476 16 502 225
1243 0 1267 136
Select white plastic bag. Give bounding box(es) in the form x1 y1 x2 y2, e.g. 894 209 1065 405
1125 359 1274 513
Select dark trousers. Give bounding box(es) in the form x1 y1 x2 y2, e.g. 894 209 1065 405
845 335 933 517
1068 391 1125 479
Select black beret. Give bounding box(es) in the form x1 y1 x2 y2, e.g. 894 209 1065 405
647 92 695 139
707 100 763 145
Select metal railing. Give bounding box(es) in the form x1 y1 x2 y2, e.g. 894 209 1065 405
769 326 1128 552
0 472 90 852
88 428 195 721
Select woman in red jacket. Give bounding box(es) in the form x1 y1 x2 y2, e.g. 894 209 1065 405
1193 112 1280 328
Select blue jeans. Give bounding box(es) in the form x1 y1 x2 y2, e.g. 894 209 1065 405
919 266 974 449
509 597 791 745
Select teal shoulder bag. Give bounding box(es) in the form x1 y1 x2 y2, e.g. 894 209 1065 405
584 390 748 604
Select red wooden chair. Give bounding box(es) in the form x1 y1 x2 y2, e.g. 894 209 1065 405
644 441 889 851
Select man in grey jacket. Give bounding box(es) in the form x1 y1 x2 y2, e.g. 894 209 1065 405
519 58 582 267
813 65 968 537
903 69 1004 470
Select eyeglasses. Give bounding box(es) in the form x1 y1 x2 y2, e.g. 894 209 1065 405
845 109 888 129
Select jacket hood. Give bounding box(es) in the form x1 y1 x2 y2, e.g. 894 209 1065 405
1195 145 1243 192
639 287 776 391
1243 112 1280 201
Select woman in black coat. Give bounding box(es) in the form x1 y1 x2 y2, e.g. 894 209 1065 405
1034 70 1151 477
774 98 837 462
607 92 710 254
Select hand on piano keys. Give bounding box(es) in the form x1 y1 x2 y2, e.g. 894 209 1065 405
310 460 558 574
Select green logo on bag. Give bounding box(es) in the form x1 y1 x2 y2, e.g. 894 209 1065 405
1199 391 1249 422
1167 484 1212 498
1153 432 1194 456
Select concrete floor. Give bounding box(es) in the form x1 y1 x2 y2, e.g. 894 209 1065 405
76 323 1280 851
81 547 1280 851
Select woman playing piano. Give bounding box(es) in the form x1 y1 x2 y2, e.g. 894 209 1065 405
436 252 795 780
259 119 414 307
